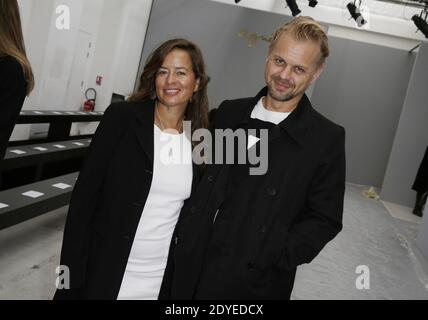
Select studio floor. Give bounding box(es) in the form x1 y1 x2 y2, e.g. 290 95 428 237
0 183 427 300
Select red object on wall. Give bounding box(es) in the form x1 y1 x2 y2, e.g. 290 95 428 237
83 88 97 112
96 76 102 85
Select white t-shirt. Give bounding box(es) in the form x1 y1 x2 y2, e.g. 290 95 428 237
251 97 291 124
117 125 193 300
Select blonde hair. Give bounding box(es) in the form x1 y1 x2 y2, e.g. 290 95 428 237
269 16 329 67
0 0 34 95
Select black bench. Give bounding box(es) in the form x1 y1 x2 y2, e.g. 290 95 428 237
0 172 78 230
16 110 104 142
1 138 91 191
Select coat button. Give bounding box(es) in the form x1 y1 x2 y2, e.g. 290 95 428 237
247 261 256 271
257 225 266 234
189 206 197 214
267 187 277 196
207 175 214 182
144 169 153 175
174 236 179 246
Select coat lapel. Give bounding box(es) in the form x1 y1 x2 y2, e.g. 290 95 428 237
131 99 202 196
131 100 155 165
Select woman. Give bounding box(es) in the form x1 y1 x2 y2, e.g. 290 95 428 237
0 0 34 160
412 146 428 217
54 38 209 299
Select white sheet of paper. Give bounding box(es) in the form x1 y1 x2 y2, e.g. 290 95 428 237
0 203 9 209
52 183 72 190
10 150 26 155
34 147 48 151
22 191 44 198
53 145 66 149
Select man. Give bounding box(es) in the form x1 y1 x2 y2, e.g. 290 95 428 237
160 16 346 300
412 146 428 217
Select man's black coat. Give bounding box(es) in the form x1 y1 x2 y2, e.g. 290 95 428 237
160 87 346 300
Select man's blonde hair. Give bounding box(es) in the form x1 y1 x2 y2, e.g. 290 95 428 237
269 16 329 67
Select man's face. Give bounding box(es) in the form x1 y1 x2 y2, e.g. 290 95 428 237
265 33 324 104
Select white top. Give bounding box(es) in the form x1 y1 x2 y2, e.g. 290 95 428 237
117 125 193 300
251 97 291 125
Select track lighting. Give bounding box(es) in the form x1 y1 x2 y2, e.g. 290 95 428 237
412 8 428 39
286 0 301 17
308 0 318 7
347 1 367 27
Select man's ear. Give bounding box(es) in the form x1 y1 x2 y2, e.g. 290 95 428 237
194 77 200 92
310 63 324 85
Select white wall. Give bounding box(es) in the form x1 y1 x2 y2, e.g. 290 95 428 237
10 0 153 141
84 0 152 111
380 42 428 207
113 0 153 97
37 0 84 110
17 0 33 36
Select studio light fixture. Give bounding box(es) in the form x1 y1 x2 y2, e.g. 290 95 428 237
308 0 318 7
347 1 367 27
412 7 428 38
286 0 301 16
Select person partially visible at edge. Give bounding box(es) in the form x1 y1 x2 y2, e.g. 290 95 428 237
54 38 209 300
159 16 346 300
0 0 34 161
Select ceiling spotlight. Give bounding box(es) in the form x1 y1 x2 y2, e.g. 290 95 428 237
412 14 428 38
286 0 301 17
308 0 318 7
347 2 366 27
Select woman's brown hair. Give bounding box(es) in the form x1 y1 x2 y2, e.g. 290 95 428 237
0 0 34 95
129 38 210 135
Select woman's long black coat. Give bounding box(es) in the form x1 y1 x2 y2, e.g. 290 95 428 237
54 100 198 299
413 146 428 193
0 56 27 161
